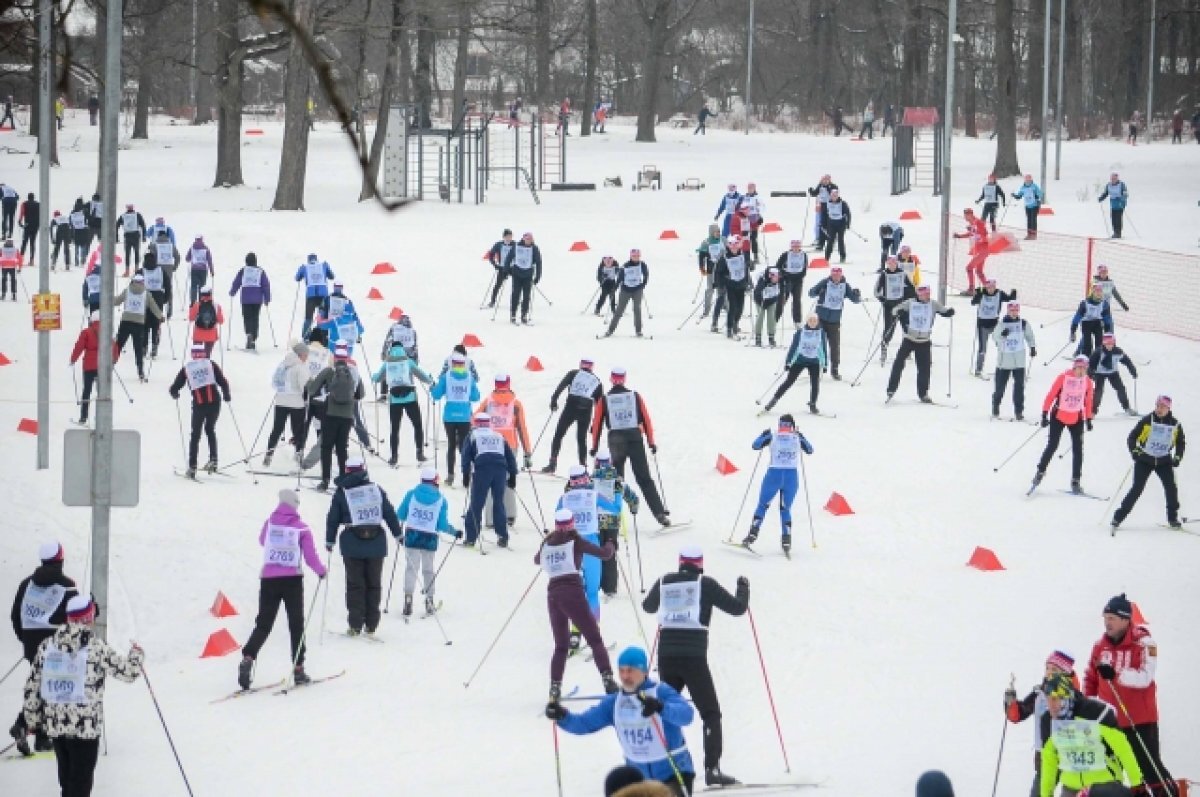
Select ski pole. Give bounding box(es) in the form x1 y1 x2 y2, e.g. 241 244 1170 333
463 568 542 688
535 284 553 306
651 449 669 513
725 448 765 543
747 607 792 773
1041 338 1073 367
579 284 599 314
113 369 134 403
1107 680 1177 795
989 676 1013 797
676 300 702 330
647 713 691 796
70 362 80 407
245 398 275 464
691 273 704 303
631 511 645 593
286 282 301 340
850 332 887 387
1099 203 1111 237
1102 462 1134 520
225 401 257 484
423 533 460 598
515 483 547 535
798 446 817 549
165 308 176 359
173 397 187 463
140 663 196 797
319 548 333 644
531 409 556 456
946 315 954 398
479 271 496 309
643 295 654 320
991 425 1045 472
1133 377 1138 413
614 546 650 648
0 656 22 686
858 299 881 359
523 467 550 530
1039 312 1072 329
551 722 565 797
490 281 507 322
755 368 784 405
848 228 869 243
383 542 401 612
265 303 278 347
647 625 661 672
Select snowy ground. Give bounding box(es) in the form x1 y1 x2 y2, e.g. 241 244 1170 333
0 116 1197 796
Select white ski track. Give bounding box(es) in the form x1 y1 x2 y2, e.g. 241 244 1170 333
273 670 348 695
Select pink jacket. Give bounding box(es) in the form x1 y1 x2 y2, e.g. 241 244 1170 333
258 503 327 579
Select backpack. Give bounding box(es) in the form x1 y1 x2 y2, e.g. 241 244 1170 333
195 301 217 330
330 361 356 404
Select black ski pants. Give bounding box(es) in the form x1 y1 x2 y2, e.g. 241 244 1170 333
881 300 902 346
343 555 384 632
122 233 140 273
0 199 15 237
388 401 424 458
608 432 666 517
187 269 208 306
115 320 147 376
777 274 805 324
188 402 221 468
1110 207 1124 238
0 267 16 297
820 319 842 375
20 226 36 262
52 736 100 797
266 406 306 455
52 235 71 267
823 221 846 261
992 368 1027 415
1037 417 1084 480
444 421 469 477
510 276 533 319
975 321 998 372
1075 319 1104 357
1115 460 1179 525
78 370 97 422
1093 372 1131 412
886 338 932 397
241 302 262 340
659 653 724 771
319 414 352 481
773 361 820 406
489 267 509 306
1024 206 1039 235
595 282 617 314
981 201 1000 230
1124 723 1174 796
242 575 308 666
549 405 591 465
724 286 745 335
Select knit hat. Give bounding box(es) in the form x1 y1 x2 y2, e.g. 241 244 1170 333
199 285 212 294
778 413 795 431
308 253 318 262
245 252 257 266
1103 593 1132 619
1156 394 1172 409
279 489 300 508
292 341 309 357
334 342 350 359
617 646 649 672
1007 302 1020 312
190 343 206 358
38 542 64 563
1046 649 1075 673
1073 355 1089 366
567 464 589 487
420 467 439 484
333 281 344 290
610 366 627 384
580 357 594 370
553 508 575 530
1102 332 1115 341
450 352 467 364
630 248 641 256
604 765 646 797
66 595 96 623
494 373 510 388
790 239 802 247
594 448 611 464
473 412 490 427
915 769 955 797
346 456 365 473
131 274 144 283
679 544 703 568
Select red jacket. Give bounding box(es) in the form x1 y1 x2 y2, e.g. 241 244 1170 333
69 322 119 372
1041 370 1094 424
1083 625 1158 726
188 298 225 344
955 216 989 255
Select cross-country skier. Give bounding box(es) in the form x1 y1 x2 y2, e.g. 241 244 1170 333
1038 671 1143 797
461 412 519 547
807 266 862 380
641 547 748 787
556 466 606 642
485 228 515 308
547 646 695 796
0 237 20 299
476 374 532 526
0 182 17 238
1127 110 1142 145
1004 650 1078 797
80 259 101 312
751 266 782 347
145 215 176 246
229 252 271 351
86 193 103 244
430 351 479 486
294 253 335 337
593 448 638 598
69 312 116 425
317 281 364 356
774 239 809 325
544 357 604 473
185 235 214 305
188 285 225 357
991 302 1036 420
953 207 990 295
740 182 765 263
17 193 39 267
970 278 1016 374
306 341 364 490
878 221 903 266
886 285 955 402
381 312 419 371
21 596 143 795
1012 175 1044 240
114 274 163 382
1098 173 1129 238
807 175 837 250
603 248 650 337
238 489 327 688
975 174 1007 231
1070 284 1113 358
821 188 851 263
263 342 311 469
874 256 917 364
8 542 78 756
169 343 231 477
713 184 742 237
325 456 402 636
139 257 170 359
595 254 620 316
1112 395 1185 531
742 416 813 553
1091 264 1130 311
50 210 71 269
696 226 724 320
590 367 670 527
763 315 827 414
713 235 750 338
69 198 89 264
502 231 542 324
373 344 433 466
1032 355 1094 494
118 204 145 275
148 229 179 317
897 244 922 285
1089 333 1139 415
396 468 460 617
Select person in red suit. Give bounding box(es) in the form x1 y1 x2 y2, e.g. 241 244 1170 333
953 207 990 294
1083 593 1177 796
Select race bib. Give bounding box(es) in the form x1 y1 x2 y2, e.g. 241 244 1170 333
770 433 800 469
607 392 638 430
143 268 164 292
707 244 723 262
345 484 383 526
1060 376 1087 412
726 255 746 282
445 373 471 403
884 272 906 300
1051 719 1106 773
473 429 505 456
568 370 601 399
40 644 88 705
614 690 668 764
122 212 138 231
762 284 780 300
156 242 175 265
1001 321 1024 353
124 291 147 316
185 359 216 390
658 579 703 630
822 281 847 311
85 274 101 296
191 248 208 266
513 246 533 270
1083 301 1103 321
797 329 822 360
623 265 644 288
385 359 411 387
487 400 514 431
978 293 1001 320
20 584 67 630
337 322 359 345
908 301 934 333
392 326 416 349
263 524 302 570
1145 422 1174 457
561 489 598 536
271 362 289 393
405 496 444 534
241 266 262 288
70 211 86 229
541 540 577 578
305 262 327 287
328 296 348 319
784 252 807 274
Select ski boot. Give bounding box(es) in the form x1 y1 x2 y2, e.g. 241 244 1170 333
957 289 972 297
782 527 793 554
8 720 31 757
292 665 312 685
388 455 398 468
808 402 819 415
601 671 619 694
1110 518 1121 532
754 335 762 347
150 344 158 359
653 512 671 528
1015 413 1025 422
762 397 777 412
709 323 719 333
1070 479 1084 495
204 458 218 474
316 479 329 492
568 630 582 655
497 536 509 548
1124 407 1139 416
416 448 427 463
521 315 530 325
445 473 455 487
726 329 734 339
918 394 933 404
365 627 377 638
510 315 517 325
262 450 274 468
705 767 740 787
991 405 1000 419
830 370 841 381
742 522 760 547
238 656 254 690
886 392 895 402
185 467 198 479
1167 519 1183 530
346 628 361 637
768 335 776 348
540 459 557 474
138 371 147 383
402 595 413 617
424 596 437 615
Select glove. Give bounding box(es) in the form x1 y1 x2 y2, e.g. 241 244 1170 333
325 543 334 553
1004 687 1017 709
1069 332 1077 343
1001 327 1011 337
1085 419 1093 432
649 444 658 455
588 448 597 457
223 393 232 403
851 289 862 302
550 401 558 412
507 474 517 489
463 472 470 489
1096 663 1116 681
761 428 770 438
737 575 749 591
1173 455 1181 468
798 434 813 455
638 694 663 717
523 454 533 470
455 529 464 539
169 391 179 400
1130 448 1141 462
1030 347 1037 358
545 702 568 721
942 307 955 317
1041 412 1050 428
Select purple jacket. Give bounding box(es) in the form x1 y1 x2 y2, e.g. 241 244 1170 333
186 242 214 274
229 266 272 305
258 503 327 579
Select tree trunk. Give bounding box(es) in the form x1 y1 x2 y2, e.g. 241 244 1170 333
271 0 315 210
362 0 406 201
132 0 162 140
900 0 924 107
1065 0 1084 140
30 6 41 139
993 0 1021 176
1028 0 1045 136
213 0 244 187
580 0 597 136
636 0 671 142
535 0 550 106
194 0 216 124
450 0 471 129
413 9 433 126
964 40 978 138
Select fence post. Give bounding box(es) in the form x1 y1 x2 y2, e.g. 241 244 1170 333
1084 237 1095 292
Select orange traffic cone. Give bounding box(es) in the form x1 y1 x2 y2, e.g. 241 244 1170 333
200 629 240 658
210 591 238 618
366 287 384 300
462 333 483 348
966 546 1005 572
823 492 853 515
569 241 590 252
715 455 738 475
526 356 544 372
372 262 397 274
17 418 37 435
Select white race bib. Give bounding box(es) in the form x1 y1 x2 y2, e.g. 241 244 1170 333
607 392 638 431
190 247 208 266
155 242 175 265
328 296 348 319
561 489 598 536
122 212 138 232
20 584 67 630
614 689 669 764
143 268 164 292
1001 320 1024 353
908 302 934 334
1051 719 1106 774
978 292 1002 320
405 496 444 534
707 244 723 262
185 359 216 390
1144 422 1174 457
769 433 800 469
85 274 101 296
1083 301 1103 321
263 524 302 570
797 328 822 360
725 254 746 282
762 284 780 300
391 325 416 349
568 370 601 399
444 372 471 403
784 252 807 274
271 362 289 393
124 291 147 316
345 484 383 526
541 540 577 578
884 271 906 301
658 579 704 630
821 281 847 311
513 246 533 270
337 322 359 345
241 266 262 288
623 264 645 288
305 262 327 287
473 429 505 456
385 360 411 387
40 644 88 705
70 211 86 229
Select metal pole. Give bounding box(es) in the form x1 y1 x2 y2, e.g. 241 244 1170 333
91 0 122 643
936 0 957 306
1039 0 1051 201
1145 0 1155 143
36 0 51 470
744 0 755 135
1054 0 1065 180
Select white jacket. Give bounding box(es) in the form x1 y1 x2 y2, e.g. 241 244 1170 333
272 351 311 409
991 316 1037 370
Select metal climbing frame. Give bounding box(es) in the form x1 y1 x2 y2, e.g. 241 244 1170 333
891 107 943 196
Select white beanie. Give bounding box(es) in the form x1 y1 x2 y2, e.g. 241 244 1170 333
38 541 63 562
279 489 300 508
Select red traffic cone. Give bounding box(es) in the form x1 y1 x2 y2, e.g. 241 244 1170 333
200 629 240 658
462 333 482 348
1131 602 1149 627
0 352 11 366
245 128 264 136
17 418 38 435
761 222 782 233
366 287 384 300
569 241 590 252
210 591 238 618
899 210 922 220
823 492 853 515
715 454 738 475
372 262 397 274
659 229 679 240
388 306 405 322
809 257 829 269
482 251 492 260
1038 206 1055 216
966 546 1005 572
525 356 544 372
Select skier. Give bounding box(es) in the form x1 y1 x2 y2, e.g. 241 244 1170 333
886 284 955 402
69 198 89 264
953 208 990 294
226 255 271 352
17 192 38 265
712 184 742 237
1098 173 1129 239
1112 395 1185 531
114 274 164 382
8 542 78 756
1127 110 1141 145
874 256 917 364
294 253 335 337
396 468 460 617
807 175 837 250
695 225 727 325
1012 175 1044 240
69 312 116 425
740 182 765 263
118 204 146 275
298 329 333 470
595 254 620 316
502 231 542 324
878 221 903 266
641 547 748 787
430 351 479 486
306 341 364 490
974 174 1007 232
1089 334 1139 415
148 228 179 318
742 417 813 552
881 104 896 137
774 239 809 325
547 645 696 796
438 344 477 381
970 279 1016 375
807 266 862 381
821 188 851 264
0 182 16 237
86 193 103 244
1032 355 1095 494
325 455 402 637
485 228 515 308
695 103 714 135
763 315 827 414
0 237 18 300
991 302 1037 420
897 243 922 285
593 448 639 598
140 255 170 359
81 260 102 312
373 344 433 466
185 235 214 305
476 371 533 490
145 215 176 246
590 367 671 527
713 234 750 338
1038 671 1143 797
544 357 604 473
751 266 782 347
1091 264 1130 312
461 412 519 547
1004 650 1079 797
170 343 231 477
21 595 143 796
1070 284 1113 358
50 210 71 269
238 489 327 688
381 312 419 365
603 248 650 338
858 101 875 139
317 281 364 356
263 342 312 469
555 466 607 633
188 285 225 357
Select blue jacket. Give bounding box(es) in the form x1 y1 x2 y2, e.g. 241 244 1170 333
431 367 480 423
294 260 335 298
460 429 518 479
784 326 828 368
713 191 742 220
144 223 175 245
807 277 862 324
1013 182 1043 208
373 347 432 405
396 483 458 550
1070 297 1113 333
557 679 695 781
1098 181 1128 210
82 266 100 305
752 429 813 455
325 471 403 559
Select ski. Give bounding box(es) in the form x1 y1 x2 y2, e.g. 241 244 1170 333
650 521 693 535
1057 489 1109 501
211 679 287 704
420 600 444 619
886 398 959 409
172 467 204 482
0 749 55 763
582 641 618 663
1157 523 1199 536
973 373 994 382
700 782 824 792
325 629 385 643
246 469 306 479
595 334 654 340
720 540 762 557
273 670 347 695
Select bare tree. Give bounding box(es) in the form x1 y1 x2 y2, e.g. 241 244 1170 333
450 0 472 125
580 0 596 135
272 0 317 209
634 0 700 142
993 0 1022 175
195 0 216 123
413 4 434 125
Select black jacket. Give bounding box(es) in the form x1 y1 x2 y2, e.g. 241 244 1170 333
10 562 79 662
551 368 603 413
641 564 749 657
326 470 402 559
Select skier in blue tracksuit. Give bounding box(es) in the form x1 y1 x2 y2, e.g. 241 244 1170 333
741 414 813 554
372 346 433 465
395 468 460 616
712 185 743 237
144 218 176 246
1011 175 1044 239
81 264 101 310
593 448 639 597
548 646 696 793
1097 173 1129 239
319 283 365 356
460 412 518 546
556 465 604 623
294 253 335 337
430 353 480 486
